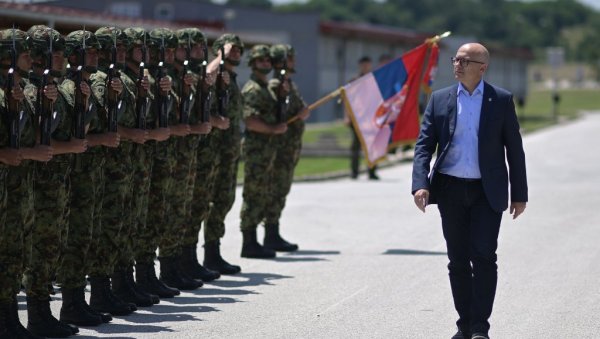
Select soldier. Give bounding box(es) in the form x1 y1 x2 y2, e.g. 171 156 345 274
23 25 88 338
0 27 54 339
263 44 310 252
92 26 161 309
55 29 125 323
119 27 180 300
189 33 244 273
168 28 219 282
142 27 202 291
239 44 288 258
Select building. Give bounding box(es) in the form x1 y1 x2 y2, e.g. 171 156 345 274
3 0 533 122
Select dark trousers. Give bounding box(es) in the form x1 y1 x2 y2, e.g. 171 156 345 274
435 173 502 334
350 125 376 178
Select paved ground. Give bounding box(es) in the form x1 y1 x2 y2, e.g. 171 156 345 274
19 112 600 338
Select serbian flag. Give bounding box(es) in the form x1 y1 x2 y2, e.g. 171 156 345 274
342 42 433 166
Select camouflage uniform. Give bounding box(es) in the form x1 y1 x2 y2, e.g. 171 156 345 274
185 34 244 246
21 26 74 301
86 27 134 279
55 30 106 290
264 45 306 225
0 30 38 299
239 45 280 232
142 28 178 264
158 28 202 259
120 27 155 272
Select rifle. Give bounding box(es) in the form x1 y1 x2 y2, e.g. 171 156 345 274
215 46 229 118
38 28 54 146
197 43 211 123
136 33 148 129
5 26 21 149
106 31 119 132
156 36 168 128
73 30 87 139
276 53 290 124
179 35 191 124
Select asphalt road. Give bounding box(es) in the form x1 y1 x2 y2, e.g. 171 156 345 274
19 112 600 338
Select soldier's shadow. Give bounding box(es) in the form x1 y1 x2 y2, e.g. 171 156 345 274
120 308 206 323
382 248 447 256
198 287 258 296
86 322 174 335
143 302 219 314
208 272 293 288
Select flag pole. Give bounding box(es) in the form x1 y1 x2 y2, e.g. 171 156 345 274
287 87 341 124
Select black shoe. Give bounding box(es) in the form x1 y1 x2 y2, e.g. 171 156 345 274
136 263 180 298
89 276 134 316
181 245 221 282
158 256 202 290
111 269 154 307
204 240 241 275
263 223 298 252
241 230 276 258
471 333 489 339
60 286 104 326
26 296 73 338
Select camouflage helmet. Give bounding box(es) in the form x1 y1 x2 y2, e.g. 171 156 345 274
269 44 294 65
0 28 31 60
176 28 206 47
212 33 244 56
247 44 271 67
123 27 148 49
95 27 131 50
64 30 101 57
148 28 177 49
28 26 65 59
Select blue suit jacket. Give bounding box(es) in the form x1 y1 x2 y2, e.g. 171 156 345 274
411 82 528 212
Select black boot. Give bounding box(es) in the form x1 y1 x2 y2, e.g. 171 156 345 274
26 296 73 338
204 240 241 275
89 276 134 316
111 269 154 307
181 245 221 282
124 266 159 304
158 256 202 291
74 285 113 323
241 230 276 259
264 223 299 252
135 263 179 298
0 299 17 338
7 296 44 339
60 286 104 326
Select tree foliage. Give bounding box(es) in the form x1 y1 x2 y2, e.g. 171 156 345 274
274 0 600 64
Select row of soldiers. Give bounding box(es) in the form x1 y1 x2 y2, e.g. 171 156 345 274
0 24 309 338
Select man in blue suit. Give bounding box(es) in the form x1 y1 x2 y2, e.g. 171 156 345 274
411 43 528 339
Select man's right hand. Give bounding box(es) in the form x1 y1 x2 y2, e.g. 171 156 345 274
413 189 429 213
211 116 230 130
272 123 288 135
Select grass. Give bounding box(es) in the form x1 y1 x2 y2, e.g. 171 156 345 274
518 89 600 132
237 88 599 181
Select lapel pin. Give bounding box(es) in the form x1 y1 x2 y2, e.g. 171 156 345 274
488 98 492 102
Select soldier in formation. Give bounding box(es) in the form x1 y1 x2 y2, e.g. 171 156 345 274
0 24 309 338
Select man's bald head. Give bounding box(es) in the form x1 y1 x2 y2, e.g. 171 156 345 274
458 43 490 64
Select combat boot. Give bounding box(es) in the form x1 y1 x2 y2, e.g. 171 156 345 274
111 269 154 307
89 276 134 316
60 287 104 326
264 223 299 252
181 245 221 282
124 266 159 304
6 296 44 339
0 299 16 338
241 230 276 259
26 296 73 338
135 263 179 298
158 256 202 290
204 240 241 275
